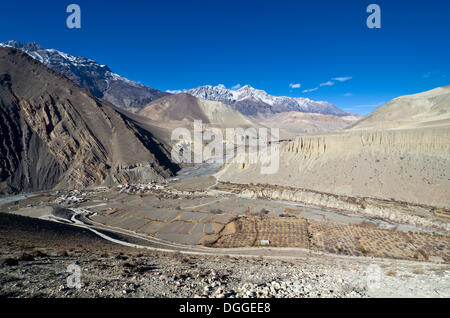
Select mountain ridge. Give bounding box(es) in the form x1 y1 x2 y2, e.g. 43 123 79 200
0 40 169 113
137 93 265 147
349 85 450 130
182 84 350 117
0 46 178 194
140 93 259 126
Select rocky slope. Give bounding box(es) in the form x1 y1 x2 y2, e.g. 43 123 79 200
217 86 450 209
0 41 168 113
0 47 178 194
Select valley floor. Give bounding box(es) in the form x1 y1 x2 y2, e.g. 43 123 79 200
0 213 449 298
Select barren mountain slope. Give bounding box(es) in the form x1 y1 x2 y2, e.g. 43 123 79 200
217 86 450 208
138 93 268 146
0 47 178 194
140 93 258 126
349 85 450 130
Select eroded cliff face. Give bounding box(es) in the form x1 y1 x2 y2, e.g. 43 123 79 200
232 185 450 232
217 128 450 208
0 47 178 194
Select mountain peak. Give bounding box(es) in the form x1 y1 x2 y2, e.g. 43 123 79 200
1 40 45 51
1 40 168 112
183 84 349 117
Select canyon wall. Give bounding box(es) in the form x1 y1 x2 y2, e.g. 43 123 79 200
217 127 450 208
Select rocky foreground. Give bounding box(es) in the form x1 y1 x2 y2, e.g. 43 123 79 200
0 213 449 298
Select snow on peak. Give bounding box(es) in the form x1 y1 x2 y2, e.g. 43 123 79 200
182 84 349 116
0 40 143 87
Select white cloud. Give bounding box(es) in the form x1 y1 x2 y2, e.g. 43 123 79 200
332 76 352 82
320 81 334 87
302 87 319 93
166 89 182 94
217 84 226 89
231 84 242 90
344 92 353 97
302 76 351 94
289 83 301 89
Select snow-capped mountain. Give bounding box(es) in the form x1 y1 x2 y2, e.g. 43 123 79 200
1 41 348 117
182 84 349 117
0 40 168 112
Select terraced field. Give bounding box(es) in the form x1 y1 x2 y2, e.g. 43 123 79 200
3 178 448 264
215 217 310 248
214 216 450 263
87 192 236 245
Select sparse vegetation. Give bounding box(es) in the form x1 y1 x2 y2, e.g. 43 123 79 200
417 249 428 260
412 268 425 275
386 270 396 276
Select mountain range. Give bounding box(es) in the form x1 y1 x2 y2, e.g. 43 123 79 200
174 84 358 135
181 84 350 117
0 41 352 122
0 40 169 113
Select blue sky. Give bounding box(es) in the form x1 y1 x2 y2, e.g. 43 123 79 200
1 0 449 115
